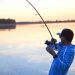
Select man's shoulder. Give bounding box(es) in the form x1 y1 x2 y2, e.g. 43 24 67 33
67 45 75 53
71 45 75 48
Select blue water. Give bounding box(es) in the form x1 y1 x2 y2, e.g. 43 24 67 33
0 23 75 75
0 43 50 75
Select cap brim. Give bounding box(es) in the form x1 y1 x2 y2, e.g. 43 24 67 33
57 32 61 36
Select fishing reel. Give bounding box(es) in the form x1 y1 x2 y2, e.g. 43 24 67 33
45 40 50 45
45 38 57 46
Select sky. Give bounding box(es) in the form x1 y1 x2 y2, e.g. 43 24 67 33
0 0 75 22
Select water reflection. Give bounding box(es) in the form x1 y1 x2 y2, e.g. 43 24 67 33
0 43 50 75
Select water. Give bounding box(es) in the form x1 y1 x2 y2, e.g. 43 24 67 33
0 23 75 75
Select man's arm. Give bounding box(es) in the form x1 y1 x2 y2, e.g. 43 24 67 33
55 47 74 70
46 46 57 58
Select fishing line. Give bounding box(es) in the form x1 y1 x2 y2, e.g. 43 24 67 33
26 0 53 38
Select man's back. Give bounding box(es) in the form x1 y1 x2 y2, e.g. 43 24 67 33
49 44 75 75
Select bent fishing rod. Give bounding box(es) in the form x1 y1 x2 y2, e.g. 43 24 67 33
26 0 53 38
26 0 57 49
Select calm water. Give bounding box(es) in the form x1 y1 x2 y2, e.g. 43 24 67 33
0 23 75 75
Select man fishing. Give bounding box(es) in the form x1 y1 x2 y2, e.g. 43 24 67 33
26 1 75 74
45 28 75 75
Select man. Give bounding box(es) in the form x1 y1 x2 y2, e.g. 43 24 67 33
45 28 75 75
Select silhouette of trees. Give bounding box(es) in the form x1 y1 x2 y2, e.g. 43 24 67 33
0 19 16 24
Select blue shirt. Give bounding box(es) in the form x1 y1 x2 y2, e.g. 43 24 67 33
49 43 75 75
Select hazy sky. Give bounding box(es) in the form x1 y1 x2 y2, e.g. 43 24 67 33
0 0 75 21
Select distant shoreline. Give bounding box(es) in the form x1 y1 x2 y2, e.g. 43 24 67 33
0 19 16 29
16 20 75 25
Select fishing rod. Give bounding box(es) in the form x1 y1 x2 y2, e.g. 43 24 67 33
26 0 57 49
26 0 53 38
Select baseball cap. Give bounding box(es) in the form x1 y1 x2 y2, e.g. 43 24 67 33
57 28 74 42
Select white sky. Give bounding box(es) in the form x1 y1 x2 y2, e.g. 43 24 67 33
0 0 75 21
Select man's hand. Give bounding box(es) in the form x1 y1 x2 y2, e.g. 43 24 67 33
50 38 57 45
46 46 57 58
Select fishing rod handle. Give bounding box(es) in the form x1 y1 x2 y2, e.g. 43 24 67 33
45 38 57 49
51 38 58 49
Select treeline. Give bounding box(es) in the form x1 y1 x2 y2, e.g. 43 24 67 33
0 19 16 24
16 19 75 25
35 20 75 23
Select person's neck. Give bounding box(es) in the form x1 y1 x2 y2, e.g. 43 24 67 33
64 42 71 45
63 41 71 45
